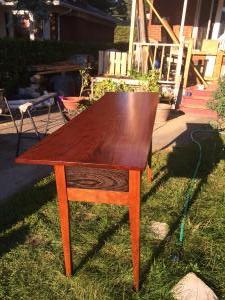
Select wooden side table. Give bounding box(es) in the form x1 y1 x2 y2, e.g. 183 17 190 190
16 92 159 290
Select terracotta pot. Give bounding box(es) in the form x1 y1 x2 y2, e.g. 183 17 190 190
60 96 83 111
155 103 171 123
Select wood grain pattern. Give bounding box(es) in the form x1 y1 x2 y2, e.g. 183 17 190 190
16 92 158 171
65 166 128 192
67 188 129 205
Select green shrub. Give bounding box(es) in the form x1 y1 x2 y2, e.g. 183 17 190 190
0 38 127 96
114 25 130 43
209 78 225 118
92 70 160 100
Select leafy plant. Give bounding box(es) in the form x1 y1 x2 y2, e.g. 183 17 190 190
92 79 119 100
92 70 160 101
79 67 91 97
130 69 160 93
208 78 225 119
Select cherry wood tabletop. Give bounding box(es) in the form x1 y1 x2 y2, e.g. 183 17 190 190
16 92 158 171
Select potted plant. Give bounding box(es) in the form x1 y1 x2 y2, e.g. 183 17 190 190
61 67 91 111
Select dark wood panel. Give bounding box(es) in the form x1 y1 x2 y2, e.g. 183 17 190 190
65 166 128 192
16 92 158 171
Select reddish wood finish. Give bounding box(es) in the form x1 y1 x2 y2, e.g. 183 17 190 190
129 170 141 291
16 92 159 171
54 165 72 276
16 92 158 291
67 188 129 205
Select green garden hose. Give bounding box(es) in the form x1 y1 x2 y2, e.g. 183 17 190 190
179 129 225 245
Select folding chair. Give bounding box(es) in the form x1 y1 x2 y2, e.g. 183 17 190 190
0 90 67 156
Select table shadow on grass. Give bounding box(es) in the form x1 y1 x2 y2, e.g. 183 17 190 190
72 125 224 295
0 176 56 238
0 225 29 257
73 171 169 275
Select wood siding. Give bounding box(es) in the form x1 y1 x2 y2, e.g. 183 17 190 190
60 15 115 43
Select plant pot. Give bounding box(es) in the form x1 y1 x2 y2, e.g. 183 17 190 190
60 96 83 111
155 103 171 123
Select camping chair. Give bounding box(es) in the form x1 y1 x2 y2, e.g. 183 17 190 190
0 91 67 156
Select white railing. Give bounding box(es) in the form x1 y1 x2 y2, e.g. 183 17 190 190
97 42 185 103
133 42 184 84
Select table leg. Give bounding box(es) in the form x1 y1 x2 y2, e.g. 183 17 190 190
54 165 73 276
129 170 141 291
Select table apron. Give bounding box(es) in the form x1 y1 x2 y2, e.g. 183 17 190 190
67 187 129 206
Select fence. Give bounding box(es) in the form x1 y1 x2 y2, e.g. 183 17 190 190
98 51 128 77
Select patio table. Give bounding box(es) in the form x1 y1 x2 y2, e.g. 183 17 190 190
16 92 158 290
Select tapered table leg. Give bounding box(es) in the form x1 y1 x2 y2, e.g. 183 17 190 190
54 165 72 276
129 170 141 291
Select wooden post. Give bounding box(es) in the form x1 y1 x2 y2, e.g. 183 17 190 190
138 0 147 42
206 0 215 40
212 0 224 39
128 0 137 73
174 38 185 104
192 0 202 47
183 39 193 88
213 51 224 80
138 0 149 73
179 0 188 41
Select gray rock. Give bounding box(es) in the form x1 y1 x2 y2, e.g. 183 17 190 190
150 221 169 240
172 272 218 300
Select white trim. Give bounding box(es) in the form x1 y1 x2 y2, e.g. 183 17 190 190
179 0 188 41
212 0 224 39
192 0 202 46
128 0 137 72
206 0 215 39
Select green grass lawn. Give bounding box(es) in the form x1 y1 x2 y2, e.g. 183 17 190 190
0 134 225 300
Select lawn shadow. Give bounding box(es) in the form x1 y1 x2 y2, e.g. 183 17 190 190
0 224 30 257
140 123 225 288
0 173 56 234
73 170 170 274
72 123 224 293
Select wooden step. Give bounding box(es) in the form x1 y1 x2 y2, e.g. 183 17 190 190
179 106 218 119
184 90 213 99
181 97 211 107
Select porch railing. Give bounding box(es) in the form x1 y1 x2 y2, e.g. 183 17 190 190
133 42 184 85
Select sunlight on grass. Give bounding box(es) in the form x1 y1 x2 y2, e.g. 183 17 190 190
0 136 224 299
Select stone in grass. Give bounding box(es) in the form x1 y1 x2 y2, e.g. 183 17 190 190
172 272 218 300
149 221 169 240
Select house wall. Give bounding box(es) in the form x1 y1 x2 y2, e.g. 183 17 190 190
148 0 209 42
60 14 115 43
0 10 6 37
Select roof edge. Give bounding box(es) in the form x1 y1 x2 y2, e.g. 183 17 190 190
59 0 117 24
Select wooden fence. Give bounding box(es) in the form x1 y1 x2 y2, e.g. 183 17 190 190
98 51 128 77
